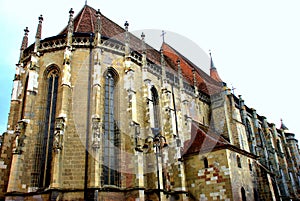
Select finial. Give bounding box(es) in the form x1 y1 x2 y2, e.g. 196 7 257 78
209 49 216 69
69 8 74 16
124 21 129 31
192 68 197 84
36 15 43 40
24 27 29 35
38 15 43 23
67 8 74 46
231 84 236 95
96 9 101 15
161 30 166 43
21 27 29 51
141 32 146 54
177 59 182 74
141 32 145 40
177 58 181 65
85 0 87 5
95 9 101 34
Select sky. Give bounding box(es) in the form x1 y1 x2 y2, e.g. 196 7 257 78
0 0 299 139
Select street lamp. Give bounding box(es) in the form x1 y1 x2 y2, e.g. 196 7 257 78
142 128 168 201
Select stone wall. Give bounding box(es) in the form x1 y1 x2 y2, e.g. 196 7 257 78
0 133 14 200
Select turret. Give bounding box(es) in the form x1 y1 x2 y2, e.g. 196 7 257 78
192 68 198 97
94 9 101 47
19 27 29 63
34 15 43 53
209 50 223 82
66 8 74 47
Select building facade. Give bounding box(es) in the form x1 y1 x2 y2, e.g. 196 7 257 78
0 4 300 201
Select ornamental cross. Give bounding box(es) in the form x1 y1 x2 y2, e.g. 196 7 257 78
161 30 166 43
231 84 236 95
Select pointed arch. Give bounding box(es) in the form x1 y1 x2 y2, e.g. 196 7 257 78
150 86 160 129
39 65 60 187
257 127 264 147
102 67 120 186
245 119 253 140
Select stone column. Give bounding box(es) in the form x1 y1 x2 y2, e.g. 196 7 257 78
50 9 74 189
51 117 65 188
7 120 27 192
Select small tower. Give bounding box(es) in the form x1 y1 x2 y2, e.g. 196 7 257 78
19 27 29 63
280 119 289 132
209 50 223 82
160 46 168 89
67 8 74 47
124 20 130 56
124 21 132 72
94 9 101 47
141 32 148 81
192 68 198 97
34 15 43 53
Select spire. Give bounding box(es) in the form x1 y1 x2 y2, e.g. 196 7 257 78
124 21 130 57
209 51 216 69
21 27 29 51
192 68 198 97
159 46 168 89
209 50 223 82
177 59 184 91
67 8 74 47
19 27 29 62
94 9 102 47
34 15 43 53
95 9 101 34
141 32 146 54
35 15 43 39
124 21 132 72
280 119 289 131
141 32 147 67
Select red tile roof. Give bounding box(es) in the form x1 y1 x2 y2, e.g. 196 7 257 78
210 68 223 82
59 5 223 95
183 122 229 156
162 43 223 95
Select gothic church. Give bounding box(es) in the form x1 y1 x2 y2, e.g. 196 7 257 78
0 4 300 201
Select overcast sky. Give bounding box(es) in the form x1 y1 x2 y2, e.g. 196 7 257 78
0 0 299 139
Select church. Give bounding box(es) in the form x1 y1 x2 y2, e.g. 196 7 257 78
0 4 300 201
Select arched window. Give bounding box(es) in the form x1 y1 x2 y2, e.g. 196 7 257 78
257 128 264 147
241 187 246 201
246 119 256 154
39 68 59 187
203 157 208 168
245 119 253 140
237 155 242 168
103 70 120 186
151 86 160 129
277 139 283 153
